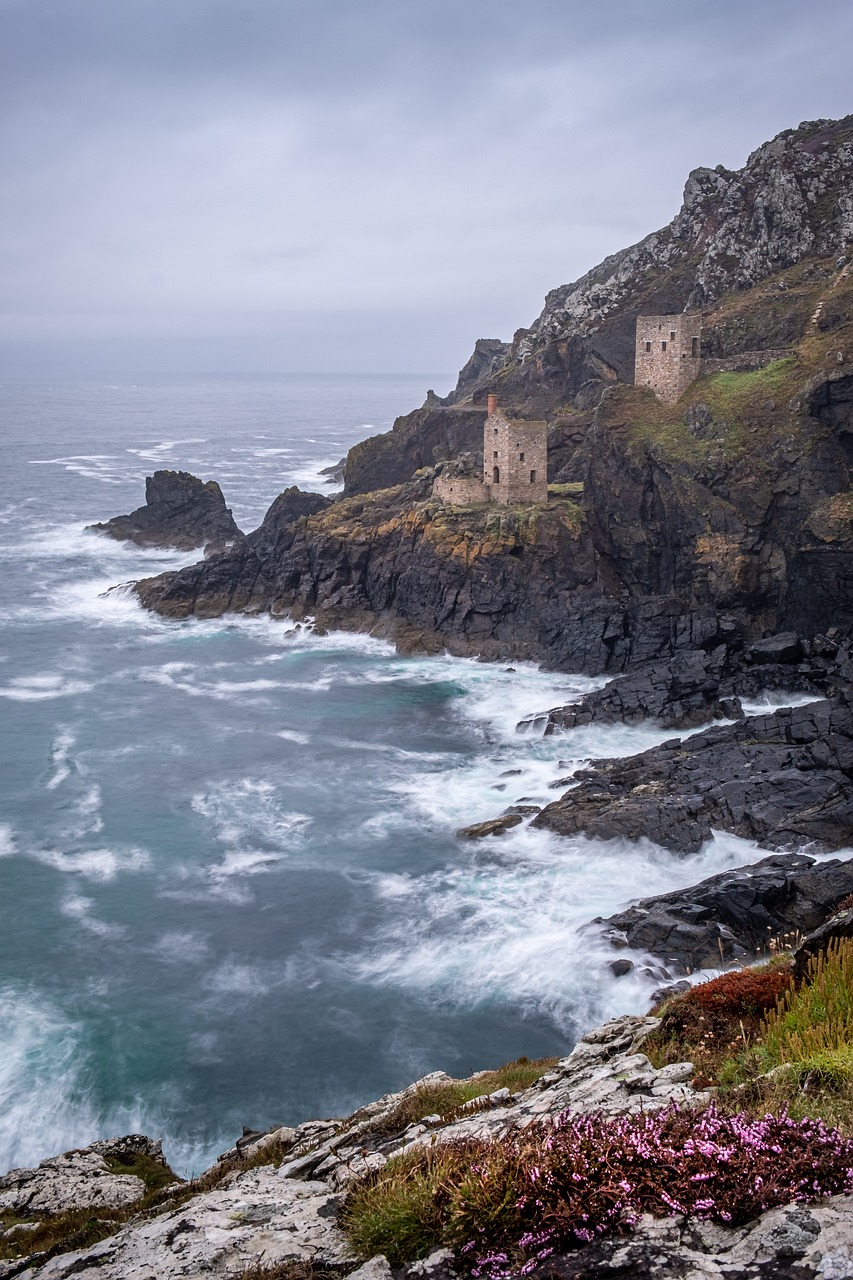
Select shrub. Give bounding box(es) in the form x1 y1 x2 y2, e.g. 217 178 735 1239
342 1104 853 1277
647 961 793 1080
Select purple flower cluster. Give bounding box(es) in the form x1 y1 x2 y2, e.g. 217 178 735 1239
452 1104 853 1278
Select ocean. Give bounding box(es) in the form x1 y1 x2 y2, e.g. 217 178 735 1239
0 372 780 1177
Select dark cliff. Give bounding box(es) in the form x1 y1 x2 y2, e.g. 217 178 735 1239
135 115 853 672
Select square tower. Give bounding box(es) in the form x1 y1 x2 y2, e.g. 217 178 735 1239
634 314 702 404
484 401 548 505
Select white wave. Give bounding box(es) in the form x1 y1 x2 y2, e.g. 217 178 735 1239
0 673 93 701
0 824 15 858
349 827 774 1037
58 784 105 840
29 455 126 485
0 986 144 1174
209 850 286 878
190 778 310 854
46 728 76 790
276 729 310 745
203 960 273 998
32 845 150 881
739 692 827 715
60 893 126 938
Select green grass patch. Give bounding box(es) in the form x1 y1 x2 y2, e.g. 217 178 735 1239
341 1143 472 1266
759 937 853 1073
368 1057 556 1138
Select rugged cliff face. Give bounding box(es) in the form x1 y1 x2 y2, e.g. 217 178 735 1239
135 116 853 673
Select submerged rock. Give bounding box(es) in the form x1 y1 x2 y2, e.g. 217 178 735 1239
87 470 243 552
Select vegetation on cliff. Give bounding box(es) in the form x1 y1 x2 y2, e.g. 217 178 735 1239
341 939 853 1276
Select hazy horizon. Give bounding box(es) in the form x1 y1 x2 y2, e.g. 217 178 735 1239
2 0 852 376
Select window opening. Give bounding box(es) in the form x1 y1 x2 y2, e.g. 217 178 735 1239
529 469 537 484
645 341 651 352
661 340 667 351
493 466 500 484
691 336 698 359
519 452 525 462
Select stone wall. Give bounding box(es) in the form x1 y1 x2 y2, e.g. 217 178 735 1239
635 314 702 404
431 475 488 505
484 409 549 504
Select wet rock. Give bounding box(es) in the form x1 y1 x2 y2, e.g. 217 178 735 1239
456 814 523 839
87 470 243 551
534 696 853 854
591 852 853 974
539 649 743 733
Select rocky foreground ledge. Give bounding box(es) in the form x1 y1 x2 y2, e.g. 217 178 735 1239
2 1010 853 1280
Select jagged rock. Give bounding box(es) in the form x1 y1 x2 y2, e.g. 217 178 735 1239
526 1197 853 1279
792 905 853 979
0 1136 167 1216
533 696 853 854
456 814 523 839
535 649 743 733
87 470 243 551
746 632 804 664
591 853 853 974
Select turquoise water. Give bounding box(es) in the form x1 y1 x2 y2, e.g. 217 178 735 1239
0 373 770 1176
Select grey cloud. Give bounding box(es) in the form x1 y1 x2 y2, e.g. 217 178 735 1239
1 0 852 372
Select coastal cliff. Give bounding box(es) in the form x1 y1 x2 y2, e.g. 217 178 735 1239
133 117 853 673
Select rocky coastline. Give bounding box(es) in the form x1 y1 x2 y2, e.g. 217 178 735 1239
52 114 853 1278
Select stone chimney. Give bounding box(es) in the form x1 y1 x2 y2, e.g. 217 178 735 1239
486 394 498 415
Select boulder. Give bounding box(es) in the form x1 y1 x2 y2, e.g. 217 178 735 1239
87 470 243 551
792 905 853 979
590 853 853 974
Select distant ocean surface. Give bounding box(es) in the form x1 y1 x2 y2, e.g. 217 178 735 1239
0 372 773 1177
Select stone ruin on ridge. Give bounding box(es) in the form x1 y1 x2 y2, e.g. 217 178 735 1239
432 395 548 506
634 313 702 404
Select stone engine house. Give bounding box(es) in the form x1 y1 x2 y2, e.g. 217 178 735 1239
635 314 702 404
433 395 549 506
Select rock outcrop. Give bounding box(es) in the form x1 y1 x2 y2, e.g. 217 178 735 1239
523 1198 853 1279
87 470 243 552
590 852 853 975
533 695 853 854
1 1017 709 1278
0 1138 168 1218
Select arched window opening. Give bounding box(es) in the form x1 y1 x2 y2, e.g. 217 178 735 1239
493 466 500 484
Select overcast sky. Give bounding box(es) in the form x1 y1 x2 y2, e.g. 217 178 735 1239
1 0 852 378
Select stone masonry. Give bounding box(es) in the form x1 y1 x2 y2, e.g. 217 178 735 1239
432 395 549 506
635 314 702 404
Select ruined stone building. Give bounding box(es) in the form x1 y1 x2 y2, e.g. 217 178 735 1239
634 314 702 404
432 395 549 506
